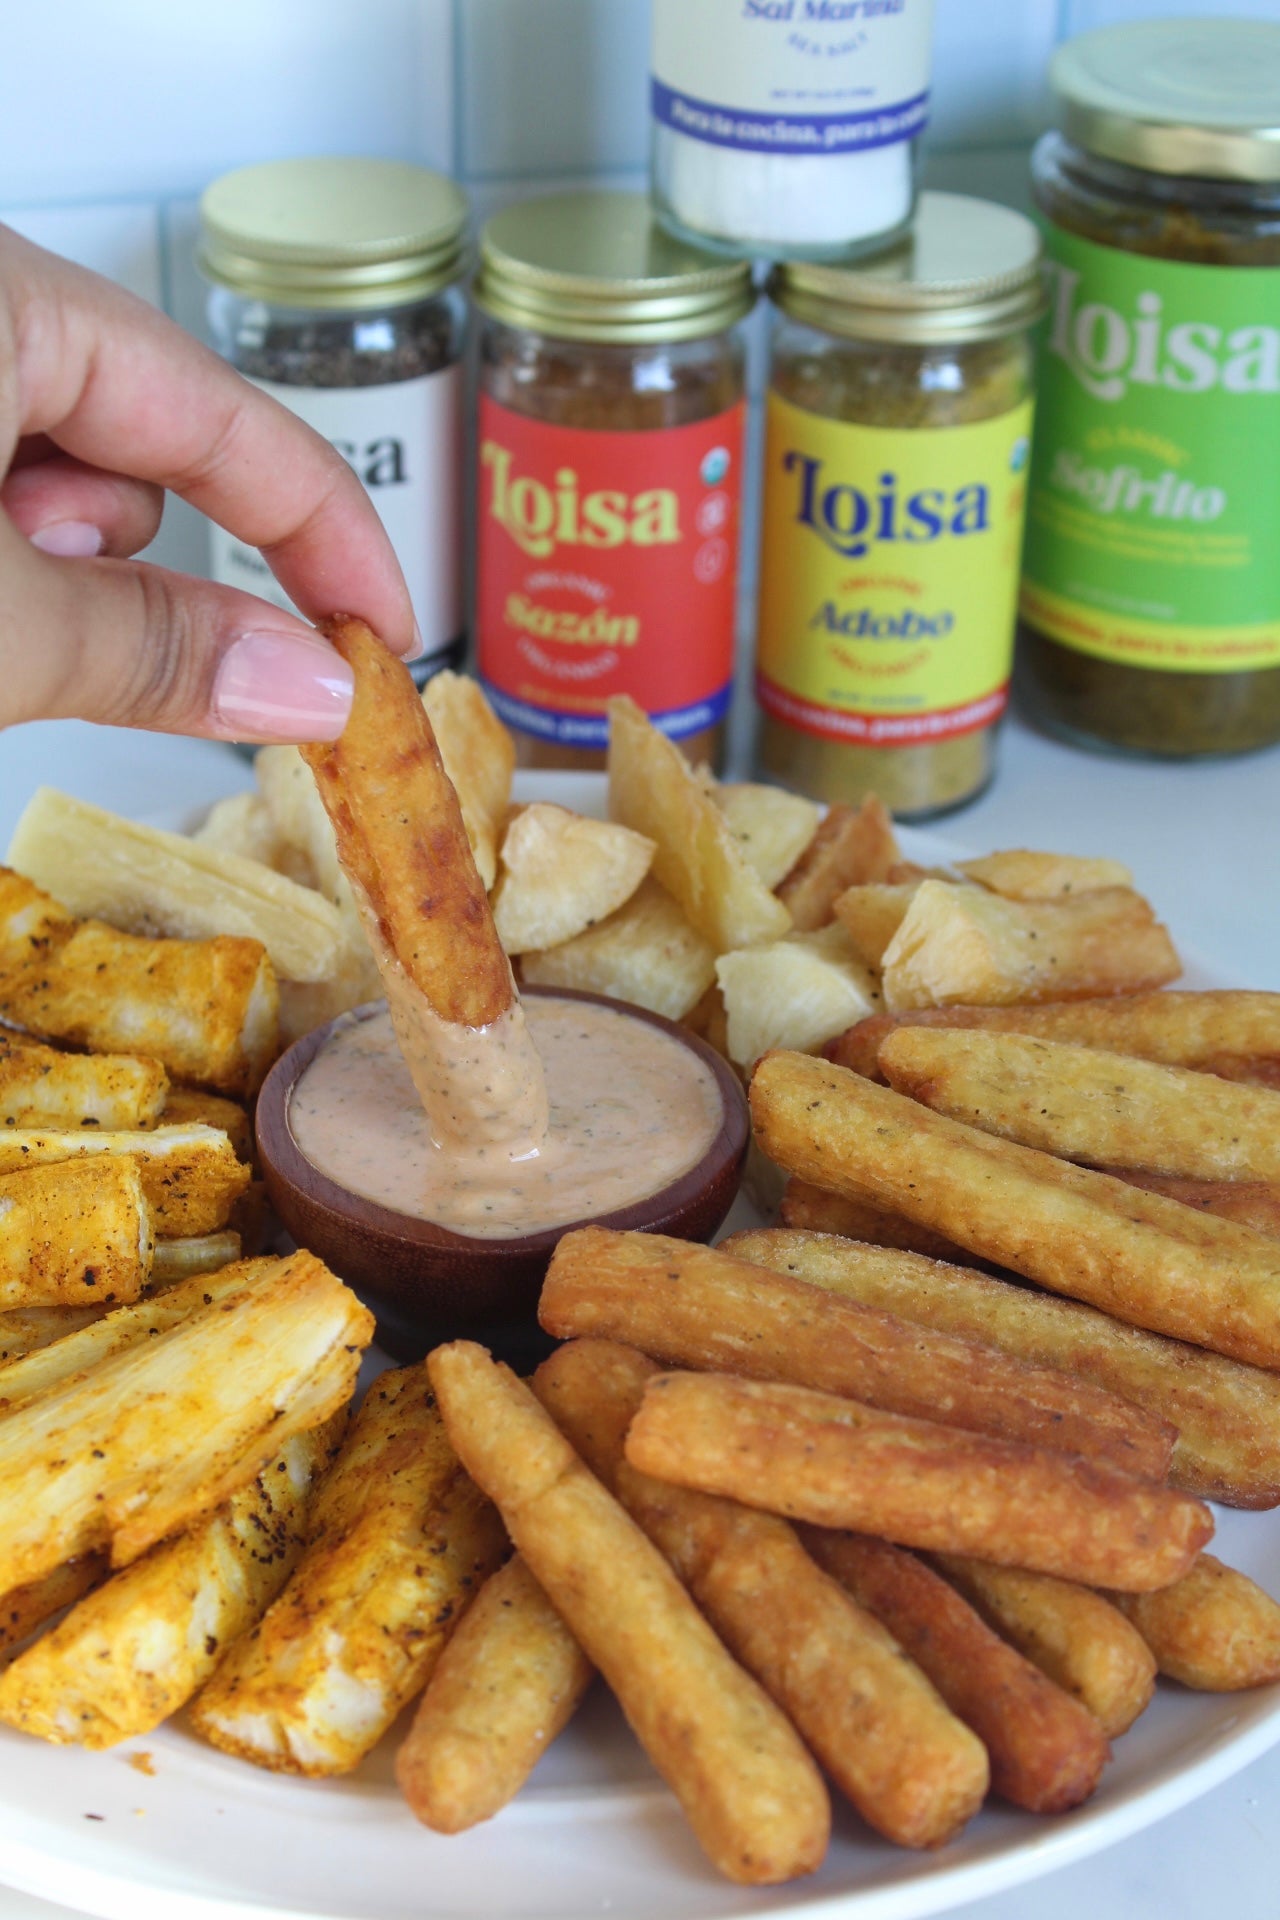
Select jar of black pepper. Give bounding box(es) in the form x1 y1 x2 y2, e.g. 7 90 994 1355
199 156 468 681
472 191 753 771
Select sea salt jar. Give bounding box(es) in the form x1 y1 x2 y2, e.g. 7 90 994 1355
650 0 935 260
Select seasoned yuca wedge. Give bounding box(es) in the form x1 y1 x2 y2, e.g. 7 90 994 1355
0 1558 107 1658
0 1419 343 1747
0 1030 168 1130
7 787 342 984
0 1250 372 1592
159 1087 252 1161
0 1124 249 1236
0 1306 108 1364
0 1157 152 1308
716 925 878 1070
189 1364 507 1776
522 875 716 1022
422 670 516 891
833 882 925 968
492 804 654 954
151 1232 242 1285
776 797 901 932
957 851 1132 900
712 784 821 890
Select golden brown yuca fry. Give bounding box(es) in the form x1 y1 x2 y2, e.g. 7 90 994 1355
725 1226 1280 1510
777 797 901 932
777 1179 977 1264
803 1531 1110 1814
880 881 1181 1012
1107 1554 1280 1691
522 873 716 1022
150 1231 242 1285
535 1338 988 1849
957 851 1132 899
396 1552 594 1832
422 669 515 892
159 1086 252 1161
0 1250 371 1593
428 1340 829 1886
607 696 791 954
190 1365 507 1776
0 1420 342 1747
929 1554 1155 1738
0 1124 249 1236
832 883 923 968
748 1051 1280 1369
0 1030 168 1130
0 1557 107 1658
0 1305 106 1364
1112 1171 1280 1239
492 803 654 955
713 783 822 891
626 1371 1212 1591
0 1156 151 1309
539 1227 1174 1478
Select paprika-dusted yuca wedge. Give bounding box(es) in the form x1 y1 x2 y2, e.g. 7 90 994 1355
0 1250 371 1593
625 1371 1212 1591
534 1338 988 1851
0 1124 249 1236
428 1340 829 1887
725 1227 1280 1510
158 1086 253 1161
748 1051 1280 1369
0 1557 107 1659
301 616 546 1153
1106 1555 1280 1691
539 1227 1173 1479
0 1030 168 1130
190 1364 507 1777
0 1156 151 1308
0 1305 107 1365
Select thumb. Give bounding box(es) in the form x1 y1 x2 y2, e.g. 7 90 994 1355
1 523 354 742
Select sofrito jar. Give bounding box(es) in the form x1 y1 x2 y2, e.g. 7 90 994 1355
755 193 1044 818
200 156 468 681
472 191 753 770
1018 19 1280 757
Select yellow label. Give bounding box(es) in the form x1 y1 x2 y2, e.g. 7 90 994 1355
756 392 1033 745
1019 580 1280 675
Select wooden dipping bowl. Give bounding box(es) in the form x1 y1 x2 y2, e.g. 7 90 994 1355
256 987 750 1366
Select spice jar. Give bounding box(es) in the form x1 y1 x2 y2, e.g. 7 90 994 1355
755 193 1044 819
1018 19 1280 758
473 191 753 771
649 0 933 260
200 157 468 681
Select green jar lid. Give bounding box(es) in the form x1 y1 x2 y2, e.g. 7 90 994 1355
474 190 754 344
1051 19 1280 183
199 157 468 310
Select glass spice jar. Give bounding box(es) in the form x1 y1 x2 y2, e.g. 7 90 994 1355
1018 19 1280 758
755 193 1044 819
199 156 468 682
472 191 754 771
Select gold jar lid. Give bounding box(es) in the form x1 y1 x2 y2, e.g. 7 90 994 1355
1051 19 1280 184
199 157 468 310
474 191 754 344
770 193 1045 347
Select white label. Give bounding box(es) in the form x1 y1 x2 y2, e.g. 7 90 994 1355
209 365 463 666
651 0 932 155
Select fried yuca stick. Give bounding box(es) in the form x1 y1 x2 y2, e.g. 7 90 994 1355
0 1305 106 1364
427 1340 829 1886
725 1226 1280 1510
0 1558 107 1658
396 1553 594 1832
803 1531 1110 1814
749 1051 1280 1369
0 1419 342 1748
0 1250 371 1592
930 1554 1155 1738
626 1371 1212 1591
1112 1173 1280 1240
301 617 546 1152
0 1156 151 1308
539 1228 1172 1479
159 1086 252 1161
190 1364 507 1776
534 1337 988 1850
0 1030 168 1130
778 1179 984 1264
1106 1555 1280 1691
0 1124 249 1236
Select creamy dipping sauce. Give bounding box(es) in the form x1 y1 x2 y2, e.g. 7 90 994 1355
289 997 724 1238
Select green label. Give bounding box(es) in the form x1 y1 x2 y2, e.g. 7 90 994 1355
1022 225 1280 672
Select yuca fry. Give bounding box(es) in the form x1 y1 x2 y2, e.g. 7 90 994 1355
522 874 716 1022
1107 1554 1280 1691
151 1231 242 1284
624 1371 1212 1591
191 789 307 879
422 669 515 891
880 1027 1280 1184
396 1553 594 1832
0 1557 107 1658
539 1228 1174 1478
0 1306 106 1364
535 1338 988 1849
159 1087 252 1162
301 617 545 1151
0 1250 371 1593
833 883 923 968
1113 1171 1280 1239
0 1030 168 1131
748 1051 1280 1370
492 803 654 955
803 1531 1110 1814
930 1554 1155 1738
713 783 822 890
0 1124 249 1236
725 1226 1280 1510
778 1179 978 1265
830 992 1280 1088
427 1340 829 1887
715 925 877 1071
957 851 1131 899
0 1420 342 1748
777 797 901 932
0 1156 151 1308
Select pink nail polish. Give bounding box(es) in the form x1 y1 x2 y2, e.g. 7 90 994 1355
212 631 354 743
29 521 104 558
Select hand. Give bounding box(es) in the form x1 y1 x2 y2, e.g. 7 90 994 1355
0 224 419 742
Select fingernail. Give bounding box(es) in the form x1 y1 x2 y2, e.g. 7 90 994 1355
405 618 426 661
29 521 104 558
212 630 354 743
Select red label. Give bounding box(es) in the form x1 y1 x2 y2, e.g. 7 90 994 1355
476 395 744 746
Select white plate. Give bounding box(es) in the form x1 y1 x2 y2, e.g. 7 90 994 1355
0 771 1275 1920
